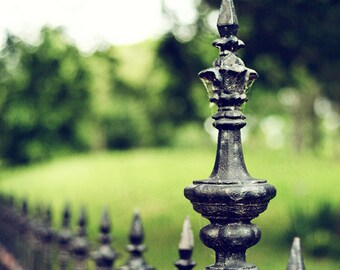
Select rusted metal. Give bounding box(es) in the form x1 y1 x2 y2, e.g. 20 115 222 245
184 0 276 269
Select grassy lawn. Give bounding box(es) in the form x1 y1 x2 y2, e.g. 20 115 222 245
0 146 339 269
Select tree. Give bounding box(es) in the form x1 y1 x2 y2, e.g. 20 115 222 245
156 0 340 151
0 28 92 164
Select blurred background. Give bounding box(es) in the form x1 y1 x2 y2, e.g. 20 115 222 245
0 0 339 269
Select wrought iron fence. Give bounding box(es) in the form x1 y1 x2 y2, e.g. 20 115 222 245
0 198 161 270
0 0 307 269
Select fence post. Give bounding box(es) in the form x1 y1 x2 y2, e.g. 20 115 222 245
184 0 277 269
118 210 154 270
174 217 195 270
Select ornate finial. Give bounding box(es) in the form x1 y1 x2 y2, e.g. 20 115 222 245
286 238 306 270
199 0 256 134
118 210 154 270
174 216 196 270
184 1 276 269
92 207 117 269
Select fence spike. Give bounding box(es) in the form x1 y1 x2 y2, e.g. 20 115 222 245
286 237 306 270
71 207 89 266
58 204 73 270
41 205 54 243
58 204 73 248
118 210 154 270
174 216 196 270
92 207 117 269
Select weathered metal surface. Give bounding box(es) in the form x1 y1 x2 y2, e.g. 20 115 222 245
184 0 276 269
174 216 196 270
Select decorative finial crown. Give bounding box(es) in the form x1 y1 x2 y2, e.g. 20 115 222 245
198 0 258 129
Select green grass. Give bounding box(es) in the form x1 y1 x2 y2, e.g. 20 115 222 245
0 146 339 269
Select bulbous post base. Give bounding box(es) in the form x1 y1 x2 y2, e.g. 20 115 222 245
185 180 276 269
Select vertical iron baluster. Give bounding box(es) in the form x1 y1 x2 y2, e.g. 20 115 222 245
184 1 276 269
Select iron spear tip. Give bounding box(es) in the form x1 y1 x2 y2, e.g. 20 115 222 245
178 216 194 250
217 0 239 37
286 237 306 270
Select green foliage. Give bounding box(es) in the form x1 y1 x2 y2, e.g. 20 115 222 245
1 0 340 164
0 28 158 165
157 0 340 153
286 202 340 259
0 28 93 164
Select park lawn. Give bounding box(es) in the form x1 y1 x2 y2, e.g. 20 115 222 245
0 146 339 269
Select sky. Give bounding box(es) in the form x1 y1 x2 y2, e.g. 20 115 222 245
0 0 198 51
